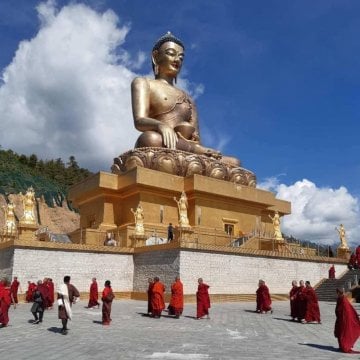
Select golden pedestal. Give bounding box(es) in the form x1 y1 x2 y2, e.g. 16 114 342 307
337 247 351 260
68 166 291 248
130 234 147 247
18 223 39 241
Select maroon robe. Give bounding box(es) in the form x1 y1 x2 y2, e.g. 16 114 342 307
356 246 360 265
88 281 100 308
168 280 184 317
304 286 321 323
10 279 20 304
38 283 50 309
147 282 154 314
289 285 299 319
101 286 114 325
151 281 165 317
196 283 211 318
47 280 55 307
26 282 37 302
335 295 360 353
349 253 357 268
256 284 272 313
0 285 12 326
329 265 335 279
296 285 307 321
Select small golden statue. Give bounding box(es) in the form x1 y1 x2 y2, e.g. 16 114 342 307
2 202 17 234
131 204 145 236
335 224 349 250
131 32 239 167
174 191 190 228
268 211 283 241
20 187 37 225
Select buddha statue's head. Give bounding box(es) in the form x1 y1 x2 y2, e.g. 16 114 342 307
152 32 185 78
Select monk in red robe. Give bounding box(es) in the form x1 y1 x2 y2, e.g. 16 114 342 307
302 281 321 324
26 281 37 302
329 265 335 279
256 279 272 314
168 276 184 318
147 278 154 315
356 246 360 267
0 279 15 327
335 288 360 353
88 277 100 308
101 280 114 325
349 253 357 270
196 278 210 319
296 280 307 322
47 278 55 308
150 277 165 318
289 280 299 321
10 276 20 304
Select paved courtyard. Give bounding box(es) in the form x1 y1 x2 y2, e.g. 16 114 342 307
0 299 359 360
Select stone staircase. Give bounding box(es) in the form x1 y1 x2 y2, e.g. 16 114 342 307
315 269 360 301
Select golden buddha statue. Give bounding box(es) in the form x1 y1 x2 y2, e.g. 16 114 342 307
2 202 17 234
20 187 37 225
131 32 240 167
131 204 145 236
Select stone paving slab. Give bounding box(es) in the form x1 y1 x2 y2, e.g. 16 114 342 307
0 300 359 360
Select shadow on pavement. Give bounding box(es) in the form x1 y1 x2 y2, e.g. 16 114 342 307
273 317 299 323
92 320 103 325
299 343 339 352
47 327 62 334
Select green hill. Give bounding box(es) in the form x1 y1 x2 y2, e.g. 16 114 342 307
0 148 92 208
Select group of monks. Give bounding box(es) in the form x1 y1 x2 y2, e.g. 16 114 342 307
348 245 360 270
147 276 211 320
25 278 55 309
289 280 321 324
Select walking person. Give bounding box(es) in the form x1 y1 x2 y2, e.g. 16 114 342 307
31 280 45 324
57 276 80 335
101 280 115 325
196 278 210 319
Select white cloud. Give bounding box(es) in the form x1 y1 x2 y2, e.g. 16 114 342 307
0 1 140 170
258 177 360 247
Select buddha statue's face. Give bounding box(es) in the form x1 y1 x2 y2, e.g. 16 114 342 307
153 41 184 77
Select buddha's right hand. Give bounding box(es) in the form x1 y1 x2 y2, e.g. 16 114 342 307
158 123 178 149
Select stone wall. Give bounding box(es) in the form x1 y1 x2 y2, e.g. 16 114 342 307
179 250 348 294
133 249 180 292
0 247 14 280
11 248 134 292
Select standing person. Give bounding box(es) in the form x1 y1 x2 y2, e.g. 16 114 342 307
147 278 154 315
334 288 360 353
196 278 210 319
168 276 183 318
302 281 321 324
256 280 272 314
10 276 20 304
101 280 115 325
47 278 55 309
57 276 80 335
26 281 37 303
31 280 45 324
289 280 299 321
349 253 357 270
87 278 100 309
167 223 174 242
356 245 360 267
329 265 336 279
0 279 15 327
296 280 307 322
150 277 165 318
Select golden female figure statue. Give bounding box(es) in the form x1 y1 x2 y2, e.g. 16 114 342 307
174 191 190 228
2 202 17 234
131 32 240 167
131 204 145 236
20 187 36 225
268 211 283 241
335 224 348 249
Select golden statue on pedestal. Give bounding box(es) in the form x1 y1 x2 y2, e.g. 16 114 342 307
112 32 256 187
174 191 190 228
131 204 145 236
335 224 348 250
20 187 37 225
2 202 17 234
268 211 283 241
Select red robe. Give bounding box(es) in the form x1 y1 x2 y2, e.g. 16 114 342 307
349 254 357 268
101 286 114 325
168 280 184 317
47 281 55 307
296 285 307 320
147 282 154 314
289 286 299 319
38 283 50 309
10 279 20 304
151 281 165 317
356 246 360 265
88 281 99 308
196 283 210 318
0 286 12 326
304 287 321 323
26 282 37 302
256 284 272 313
335 295 360 353
329 266 335 279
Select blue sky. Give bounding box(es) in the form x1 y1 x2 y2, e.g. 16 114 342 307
0 0 359 245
